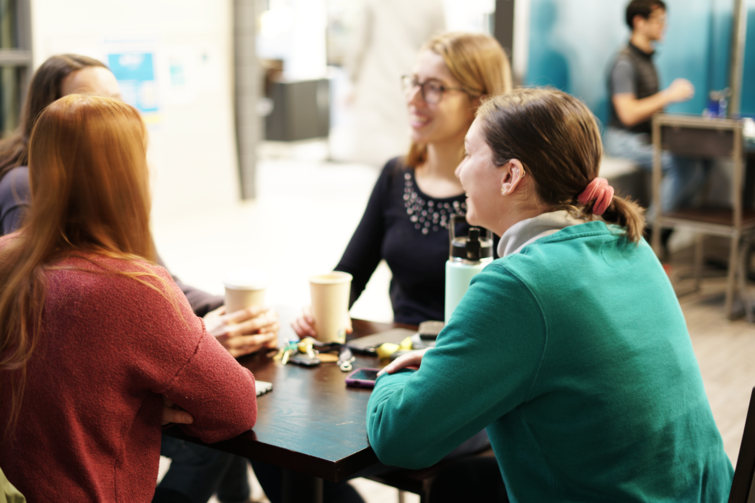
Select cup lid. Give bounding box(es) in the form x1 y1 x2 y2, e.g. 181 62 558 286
223 268 267 290
309 271 353 284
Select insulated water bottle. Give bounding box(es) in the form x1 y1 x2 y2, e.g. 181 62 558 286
444 215 494 323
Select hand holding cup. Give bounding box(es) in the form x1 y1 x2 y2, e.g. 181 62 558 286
212 268 278 357
205 305 279 357
223 268 267 314
305 272 352 343
292 305 353 339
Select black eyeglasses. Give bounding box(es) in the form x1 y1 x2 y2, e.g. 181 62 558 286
401 75 475 104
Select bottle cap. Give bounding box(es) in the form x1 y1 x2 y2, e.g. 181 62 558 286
450 226 493 261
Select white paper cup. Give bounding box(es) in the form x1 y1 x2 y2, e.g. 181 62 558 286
223 269 267 314
309 272 352 343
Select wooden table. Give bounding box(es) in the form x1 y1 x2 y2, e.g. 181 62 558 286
166 318 416 503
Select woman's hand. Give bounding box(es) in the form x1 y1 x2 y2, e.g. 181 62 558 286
162 397 193 426
204 305 280 357
377 348 429 376
291 306 353 339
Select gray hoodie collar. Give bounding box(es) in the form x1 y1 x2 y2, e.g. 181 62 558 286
497 210 585 257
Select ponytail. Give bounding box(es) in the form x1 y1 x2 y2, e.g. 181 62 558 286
595 195 646 243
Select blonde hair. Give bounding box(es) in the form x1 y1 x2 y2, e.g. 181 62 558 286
406 32 513 167
0 95 179 439
477 88 645 242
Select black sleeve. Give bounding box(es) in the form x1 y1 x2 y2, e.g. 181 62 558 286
0 167 31 236
335 158 395 307
1 205 26 235
155 253 224 318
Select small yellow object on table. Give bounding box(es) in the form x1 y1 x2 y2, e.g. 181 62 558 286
375 336 413 359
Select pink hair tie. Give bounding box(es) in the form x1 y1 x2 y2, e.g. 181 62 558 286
577 177 614 216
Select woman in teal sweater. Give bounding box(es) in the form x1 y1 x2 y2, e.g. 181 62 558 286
366 88 733 502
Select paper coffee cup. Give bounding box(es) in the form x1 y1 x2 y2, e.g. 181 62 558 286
223 268 267 314
309 272 352 343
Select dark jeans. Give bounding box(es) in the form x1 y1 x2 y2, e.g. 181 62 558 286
249 460 365 503
427 457 508 503
154 435 250 503
250 429 491 503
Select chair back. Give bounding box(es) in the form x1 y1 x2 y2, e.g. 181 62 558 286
730 388 755 502
0 466 26 503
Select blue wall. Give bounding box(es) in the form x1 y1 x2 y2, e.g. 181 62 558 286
526 0 755 125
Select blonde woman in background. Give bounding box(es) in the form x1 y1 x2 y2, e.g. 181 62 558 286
282 31 512 503
295 32 512 337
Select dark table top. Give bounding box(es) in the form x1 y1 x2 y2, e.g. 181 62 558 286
166 318 416 482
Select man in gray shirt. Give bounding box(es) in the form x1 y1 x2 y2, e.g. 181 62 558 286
604 0 709 220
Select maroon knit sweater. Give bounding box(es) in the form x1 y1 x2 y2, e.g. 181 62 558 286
0 249 257 502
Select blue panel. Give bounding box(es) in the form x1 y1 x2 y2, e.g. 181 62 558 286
655 0 710 115
709 0 732 93
107 52 159 114
698 0 755 116
526 0 755 120
742 4 755 116
526 0 629 127
527 0 572 93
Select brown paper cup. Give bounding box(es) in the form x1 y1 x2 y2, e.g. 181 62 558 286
309 272 352 343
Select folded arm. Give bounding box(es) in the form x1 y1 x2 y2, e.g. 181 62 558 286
163 329 257 443
127 266 257 443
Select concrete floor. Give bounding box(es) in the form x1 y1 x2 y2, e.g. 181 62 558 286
154 144 755 503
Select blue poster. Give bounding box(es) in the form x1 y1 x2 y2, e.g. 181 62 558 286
108 52 159 114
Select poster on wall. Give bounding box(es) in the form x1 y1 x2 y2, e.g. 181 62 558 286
103 37 161 124
162 46 198 105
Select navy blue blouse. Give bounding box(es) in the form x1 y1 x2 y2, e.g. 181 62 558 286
0 166 29 235
335 157 497 325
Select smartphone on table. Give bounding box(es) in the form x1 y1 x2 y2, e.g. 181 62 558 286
418 320 444 341
345 368 381 389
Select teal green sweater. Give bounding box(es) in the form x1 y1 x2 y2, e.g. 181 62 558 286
367 221 733 502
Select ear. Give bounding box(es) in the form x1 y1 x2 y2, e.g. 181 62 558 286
632 14 644 31
500 159 526 196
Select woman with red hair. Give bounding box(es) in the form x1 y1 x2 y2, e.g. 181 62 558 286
0 54 273 503
0 95 257 502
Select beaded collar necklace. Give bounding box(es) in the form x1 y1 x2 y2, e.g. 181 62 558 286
402 171 466 235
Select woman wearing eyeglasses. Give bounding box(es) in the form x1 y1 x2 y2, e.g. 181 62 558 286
293 31 512 334
265 32 511 503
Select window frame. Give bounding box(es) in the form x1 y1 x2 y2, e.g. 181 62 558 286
0 0 32 129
